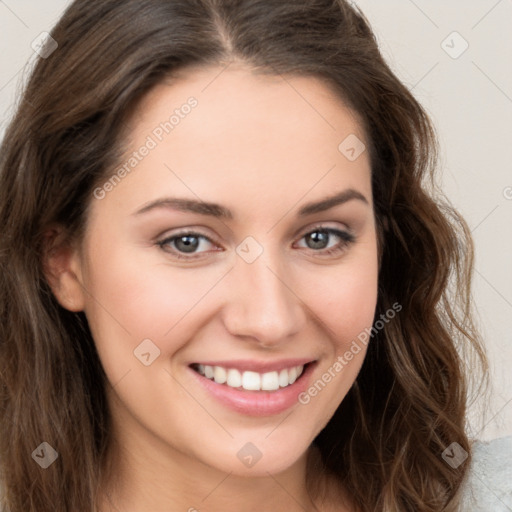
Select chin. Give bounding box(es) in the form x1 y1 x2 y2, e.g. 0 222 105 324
195 430 314 477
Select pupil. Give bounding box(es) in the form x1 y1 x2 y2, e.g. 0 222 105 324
308 231 328 249
176 235 199 253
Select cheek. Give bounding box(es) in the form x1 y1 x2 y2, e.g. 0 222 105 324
300 250 378 411
81 239 220 374
305 258 379 351
86 220 210 317
333 275 377 348
297 271 377 429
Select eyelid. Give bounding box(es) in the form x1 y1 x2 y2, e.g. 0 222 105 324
296 221 352 238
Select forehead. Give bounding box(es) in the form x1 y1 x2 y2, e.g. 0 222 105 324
94 63 372 226
131 63 366 151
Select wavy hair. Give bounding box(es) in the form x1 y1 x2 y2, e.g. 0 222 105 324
0 0 487 510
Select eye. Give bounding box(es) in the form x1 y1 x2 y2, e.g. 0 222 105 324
294 226 356 257
156 231 219 260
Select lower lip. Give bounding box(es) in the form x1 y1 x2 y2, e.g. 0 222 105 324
188 363 316 417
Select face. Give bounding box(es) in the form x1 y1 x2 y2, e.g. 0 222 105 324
53 64 378 479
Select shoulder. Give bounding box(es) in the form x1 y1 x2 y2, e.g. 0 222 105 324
460 436 512 511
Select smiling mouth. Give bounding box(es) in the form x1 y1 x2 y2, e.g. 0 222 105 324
190 362 312 392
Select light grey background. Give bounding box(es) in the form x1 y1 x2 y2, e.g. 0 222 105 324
1 0 511 440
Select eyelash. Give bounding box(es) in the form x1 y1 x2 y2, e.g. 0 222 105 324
156 225 356 261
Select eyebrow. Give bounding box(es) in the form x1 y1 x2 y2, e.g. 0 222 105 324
132 188 369 219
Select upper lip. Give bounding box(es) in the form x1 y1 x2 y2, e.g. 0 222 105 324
190 358 315 373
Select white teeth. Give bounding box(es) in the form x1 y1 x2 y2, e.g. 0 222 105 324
213 366 227 384
242 371 261 390
226 368 242 388
261 371 279 391
196 364 305 391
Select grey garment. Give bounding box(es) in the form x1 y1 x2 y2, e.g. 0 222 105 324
460 436 512 511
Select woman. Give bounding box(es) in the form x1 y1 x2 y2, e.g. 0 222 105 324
0 1 510 511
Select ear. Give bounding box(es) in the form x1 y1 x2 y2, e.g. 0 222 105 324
42 225 86 312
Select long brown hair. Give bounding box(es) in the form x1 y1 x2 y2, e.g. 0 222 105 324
0 1 487 510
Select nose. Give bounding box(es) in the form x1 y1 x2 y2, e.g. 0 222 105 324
221 250 307 347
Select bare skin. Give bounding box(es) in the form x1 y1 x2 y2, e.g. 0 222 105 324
44 61 378 512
